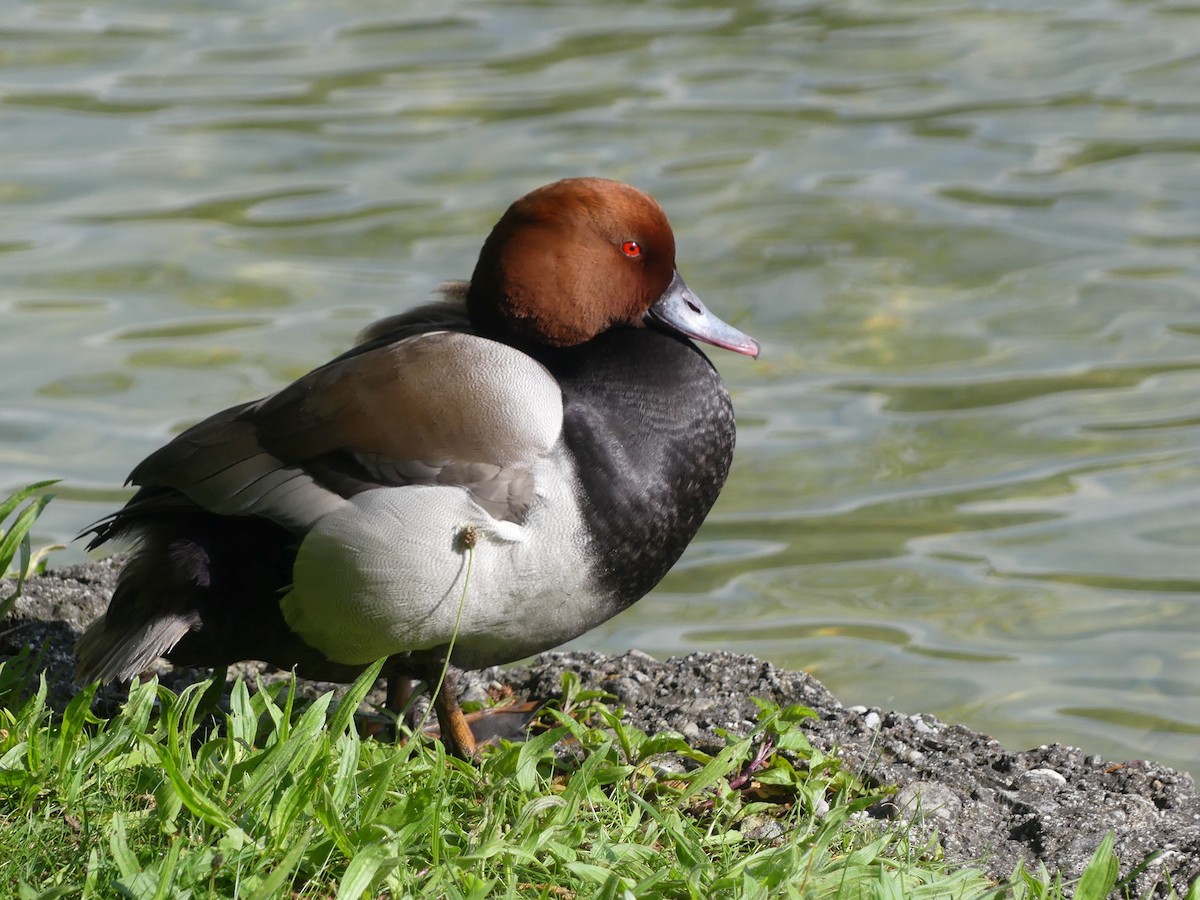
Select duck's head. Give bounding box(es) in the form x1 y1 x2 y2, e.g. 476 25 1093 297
466 178 759 358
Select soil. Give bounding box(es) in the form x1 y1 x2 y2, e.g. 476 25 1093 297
3 559 1198 895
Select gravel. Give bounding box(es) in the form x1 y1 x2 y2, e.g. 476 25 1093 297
4 560 1198 895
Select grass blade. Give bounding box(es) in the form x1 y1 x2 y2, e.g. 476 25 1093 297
143 735 237 830
248 829 314 900
1075 833 1118 900
329 657 386 737
337 843 397 900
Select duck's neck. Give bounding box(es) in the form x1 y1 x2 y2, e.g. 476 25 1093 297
544 327 736 607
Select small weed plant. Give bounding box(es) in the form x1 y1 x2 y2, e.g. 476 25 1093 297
0 480 60 620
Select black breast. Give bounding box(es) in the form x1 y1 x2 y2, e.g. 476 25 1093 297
544 327 737 608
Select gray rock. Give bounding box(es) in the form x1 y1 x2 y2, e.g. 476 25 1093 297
3 562 1199 896
1017 767 1068 794
739 813 786 843
887 781 964 824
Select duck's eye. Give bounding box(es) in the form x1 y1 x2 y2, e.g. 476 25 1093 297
621 240 642 259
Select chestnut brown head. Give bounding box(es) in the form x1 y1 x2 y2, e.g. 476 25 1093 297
467 178 677 346
467 178 759 357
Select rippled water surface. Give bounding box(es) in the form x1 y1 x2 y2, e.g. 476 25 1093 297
4 0 1200 774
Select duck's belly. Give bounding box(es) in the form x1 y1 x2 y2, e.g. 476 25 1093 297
279 459 611 670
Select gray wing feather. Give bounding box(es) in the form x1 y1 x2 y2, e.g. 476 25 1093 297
127 325 563 529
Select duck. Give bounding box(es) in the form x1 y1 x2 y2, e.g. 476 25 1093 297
74 177 759 757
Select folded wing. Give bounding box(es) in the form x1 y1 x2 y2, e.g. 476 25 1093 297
117 330 564 532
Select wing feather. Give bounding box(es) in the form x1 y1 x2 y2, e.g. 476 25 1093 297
124 330 563 530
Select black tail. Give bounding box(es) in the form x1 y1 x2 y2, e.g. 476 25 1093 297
75 488 337 681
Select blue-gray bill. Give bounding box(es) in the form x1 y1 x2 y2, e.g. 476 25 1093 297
649 270 760 358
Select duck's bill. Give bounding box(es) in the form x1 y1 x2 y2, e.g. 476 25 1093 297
648 270 760 358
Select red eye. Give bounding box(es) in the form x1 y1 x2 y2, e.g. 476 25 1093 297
621 240 642 258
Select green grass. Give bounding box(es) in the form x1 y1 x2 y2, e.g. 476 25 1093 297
0 648 1145 900
0 483 1167 898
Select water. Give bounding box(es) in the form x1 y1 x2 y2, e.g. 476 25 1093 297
3 0 1200 775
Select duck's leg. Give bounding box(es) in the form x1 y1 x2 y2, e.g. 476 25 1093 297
430 667 477 759
354 662 413 740
385 675 414 721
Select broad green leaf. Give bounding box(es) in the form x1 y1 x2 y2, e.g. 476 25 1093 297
337 843 397 900
1075 833 1118 900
